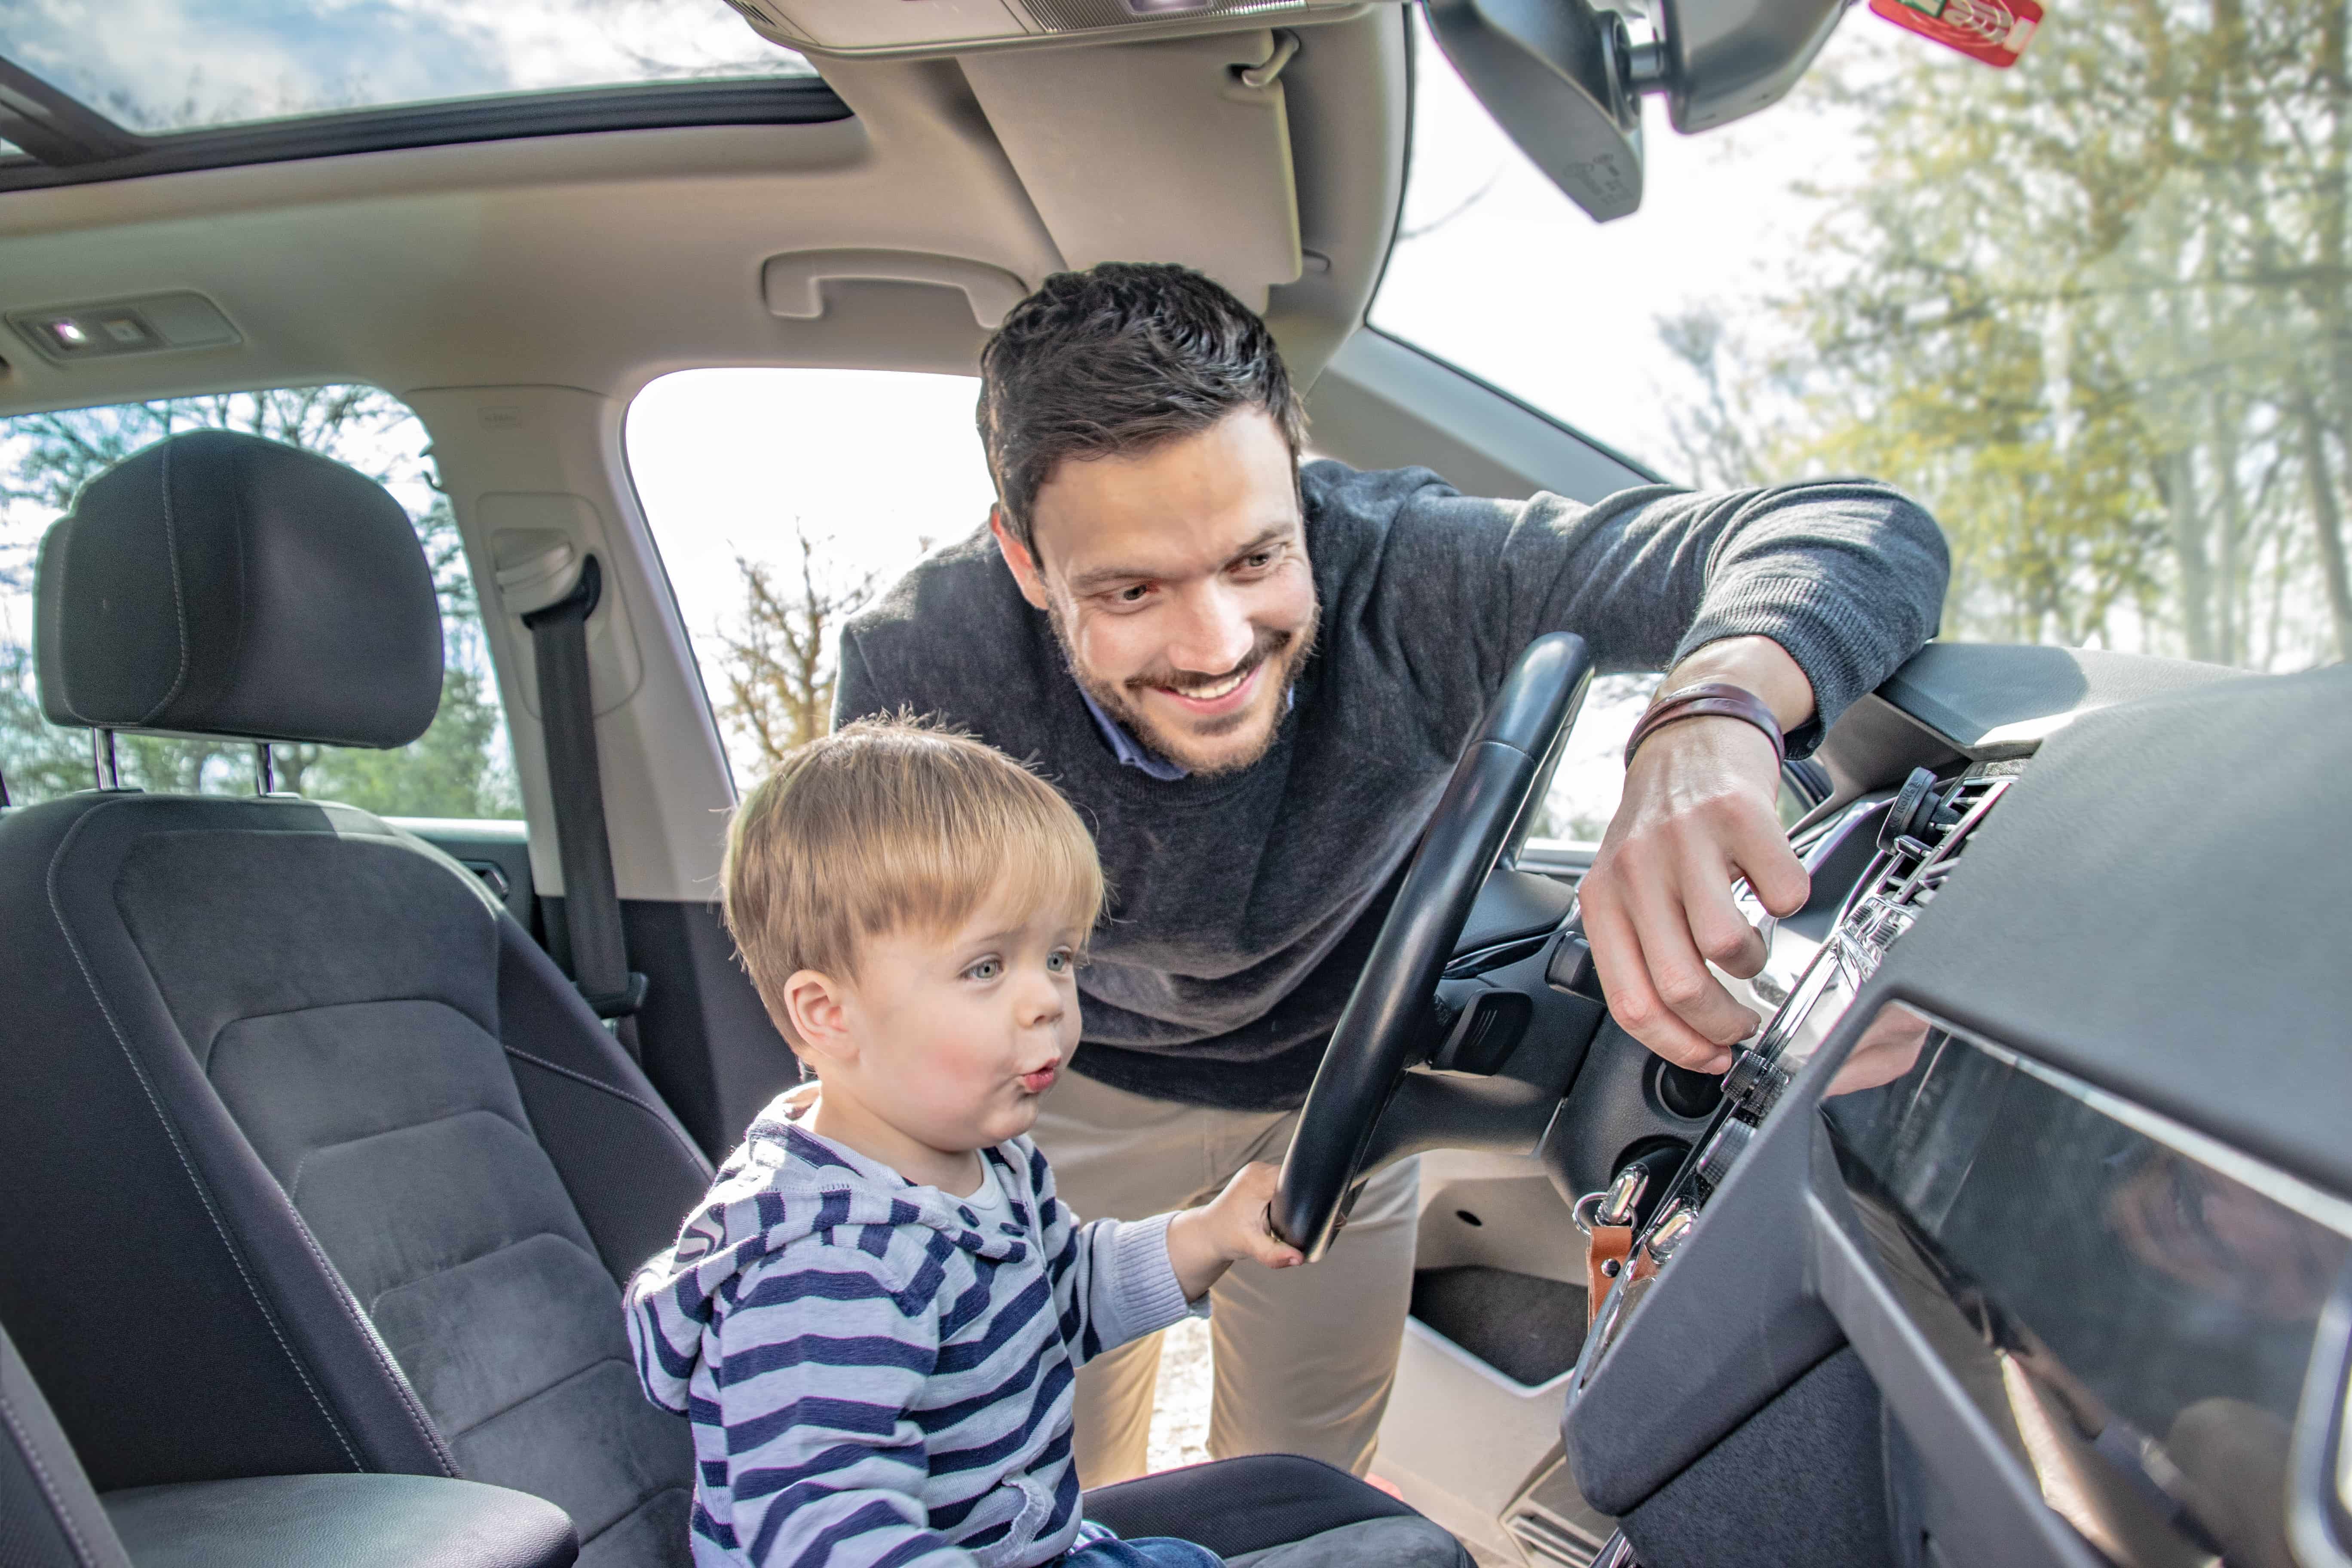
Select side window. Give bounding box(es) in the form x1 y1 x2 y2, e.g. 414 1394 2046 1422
625 368 995 788
0 387 519 817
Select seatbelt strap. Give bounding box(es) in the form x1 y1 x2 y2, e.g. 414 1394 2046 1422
521 555 648 1048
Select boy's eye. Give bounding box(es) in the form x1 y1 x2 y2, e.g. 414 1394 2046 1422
1046 949 1074 974
965 958 1002 982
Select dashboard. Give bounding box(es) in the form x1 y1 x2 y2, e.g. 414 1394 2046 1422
1552 650 2352 1568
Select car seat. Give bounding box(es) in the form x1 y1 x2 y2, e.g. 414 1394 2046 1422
0 431 711 1565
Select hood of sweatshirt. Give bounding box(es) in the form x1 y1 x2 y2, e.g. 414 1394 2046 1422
627 1089 1037 1414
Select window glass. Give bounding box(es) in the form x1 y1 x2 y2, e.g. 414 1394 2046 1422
1384 0 2350 836
0 0 813 137
625 369 995 789
0 386 520 816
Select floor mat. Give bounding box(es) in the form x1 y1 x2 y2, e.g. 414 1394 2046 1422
1408 1266 1587 1387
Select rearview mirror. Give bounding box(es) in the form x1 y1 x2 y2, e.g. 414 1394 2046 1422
1421 0 1849 223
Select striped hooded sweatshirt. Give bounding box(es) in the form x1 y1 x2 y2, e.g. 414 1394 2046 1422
625 1093 1199 1567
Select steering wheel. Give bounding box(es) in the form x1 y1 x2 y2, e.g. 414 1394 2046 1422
1273 633 1596 1259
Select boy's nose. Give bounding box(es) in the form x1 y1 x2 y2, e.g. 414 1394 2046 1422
1018 979 1066 1029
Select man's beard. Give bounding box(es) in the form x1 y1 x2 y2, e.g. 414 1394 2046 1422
1054 601 1319 778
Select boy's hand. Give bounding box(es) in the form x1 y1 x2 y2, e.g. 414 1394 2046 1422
1166 1162 1306 1301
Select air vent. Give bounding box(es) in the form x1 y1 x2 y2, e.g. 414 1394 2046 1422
6 291 240 366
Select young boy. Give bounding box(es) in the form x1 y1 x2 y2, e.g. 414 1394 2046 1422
624 718 1307 1567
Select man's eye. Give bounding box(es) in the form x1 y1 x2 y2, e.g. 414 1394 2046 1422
1238 551 1275 571
965 958 1002 981
1115 584 1150 603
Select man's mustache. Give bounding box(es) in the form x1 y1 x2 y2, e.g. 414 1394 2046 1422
1125 626 1295 695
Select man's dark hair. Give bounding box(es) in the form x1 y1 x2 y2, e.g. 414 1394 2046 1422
977 262 1308 553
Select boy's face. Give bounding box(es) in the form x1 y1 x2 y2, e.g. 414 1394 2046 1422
818 883 1086 1154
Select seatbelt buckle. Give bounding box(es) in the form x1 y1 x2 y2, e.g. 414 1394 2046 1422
579 971 649 1020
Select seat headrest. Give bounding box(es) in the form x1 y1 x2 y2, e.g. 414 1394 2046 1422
35 430 444 749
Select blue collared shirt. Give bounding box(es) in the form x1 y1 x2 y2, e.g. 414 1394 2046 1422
1076 682 1294 782
1077 686 1191 781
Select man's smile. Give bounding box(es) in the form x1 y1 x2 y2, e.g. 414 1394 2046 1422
1147 658 1265 716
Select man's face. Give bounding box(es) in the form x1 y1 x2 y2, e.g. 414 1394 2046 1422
993 408 1318 776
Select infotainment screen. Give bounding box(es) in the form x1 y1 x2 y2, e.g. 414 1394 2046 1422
1823 1009 2351 1568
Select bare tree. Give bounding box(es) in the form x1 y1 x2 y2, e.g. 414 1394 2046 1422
712 525 886 766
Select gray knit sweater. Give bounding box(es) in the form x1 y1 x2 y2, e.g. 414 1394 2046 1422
836 461 1949 1111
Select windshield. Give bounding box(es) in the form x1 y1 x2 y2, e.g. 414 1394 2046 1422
0 0 813 136
1377 0 2351 678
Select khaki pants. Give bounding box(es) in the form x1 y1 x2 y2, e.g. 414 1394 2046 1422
1030 1068 1420 1489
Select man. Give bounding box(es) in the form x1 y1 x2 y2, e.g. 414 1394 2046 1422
836 262 1949 1487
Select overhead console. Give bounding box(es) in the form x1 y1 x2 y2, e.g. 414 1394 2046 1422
721 0 1384 59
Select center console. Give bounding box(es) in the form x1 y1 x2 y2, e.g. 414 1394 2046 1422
1570 764 2018 1390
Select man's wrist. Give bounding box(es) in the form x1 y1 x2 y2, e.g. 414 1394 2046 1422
1658 636 1817 732
1624 682 1786 770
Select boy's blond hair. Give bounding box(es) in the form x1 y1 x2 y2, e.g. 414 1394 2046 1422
723 716 1105 1028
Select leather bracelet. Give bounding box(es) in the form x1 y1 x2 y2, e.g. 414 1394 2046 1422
1623 681 1787 770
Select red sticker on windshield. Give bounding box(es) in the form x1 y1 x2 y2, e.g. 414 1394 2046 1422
1869 0 2043 67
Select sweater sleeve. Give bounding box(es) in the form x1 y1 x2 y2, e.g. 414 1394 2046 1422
1018 1144 1197 1366
1350 471 1950 756
712 1243 971 1568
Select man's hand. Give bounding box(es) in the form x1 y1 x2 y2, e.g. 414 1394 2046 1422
1576 637 1815 1073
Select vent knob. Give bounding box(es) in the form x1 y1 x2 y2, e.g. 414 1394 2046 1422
1694 1116 1755 1193
1722 1049 1788 1113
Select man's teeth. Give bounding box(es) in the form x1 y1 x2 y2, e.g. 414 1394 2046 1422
1178 669 1249 701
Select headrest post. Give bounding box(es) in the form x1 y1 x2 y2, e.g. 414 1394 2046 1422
92 729 121 792
254 743 276 796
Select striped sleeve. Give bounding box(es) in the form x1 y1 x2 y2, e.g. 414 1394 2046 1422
713 1239 972 1568
1023 1144 1197 1367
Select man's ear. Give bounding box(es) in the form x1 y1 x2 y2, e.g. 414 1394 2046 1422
989 505 1051 612
778 968 858 1071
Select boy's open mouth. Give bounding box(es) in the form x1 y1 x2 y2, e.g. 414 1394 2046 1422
1018 1064 1058 1094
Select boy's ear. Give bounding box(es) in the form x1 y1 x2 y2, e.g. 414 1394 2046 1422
778 969 857 1067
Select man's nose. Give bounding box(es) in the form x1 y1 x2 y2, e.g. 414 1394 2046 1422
1166 582 1256 674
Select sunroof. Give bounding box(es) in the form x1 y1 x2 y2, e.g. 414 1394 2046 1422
0 0 818 138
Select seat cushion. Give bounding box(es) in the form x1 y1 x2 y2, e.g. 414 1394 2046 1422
104 1474 577 1568
1083 1455 1428 1559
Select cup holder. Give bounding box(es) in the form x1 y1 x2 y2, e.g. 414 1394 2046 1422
1650 1057 1724 1121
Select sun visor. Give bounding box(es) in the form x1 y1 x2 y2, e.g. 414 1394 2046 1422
723 0 1387 59
961 31 1304 312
